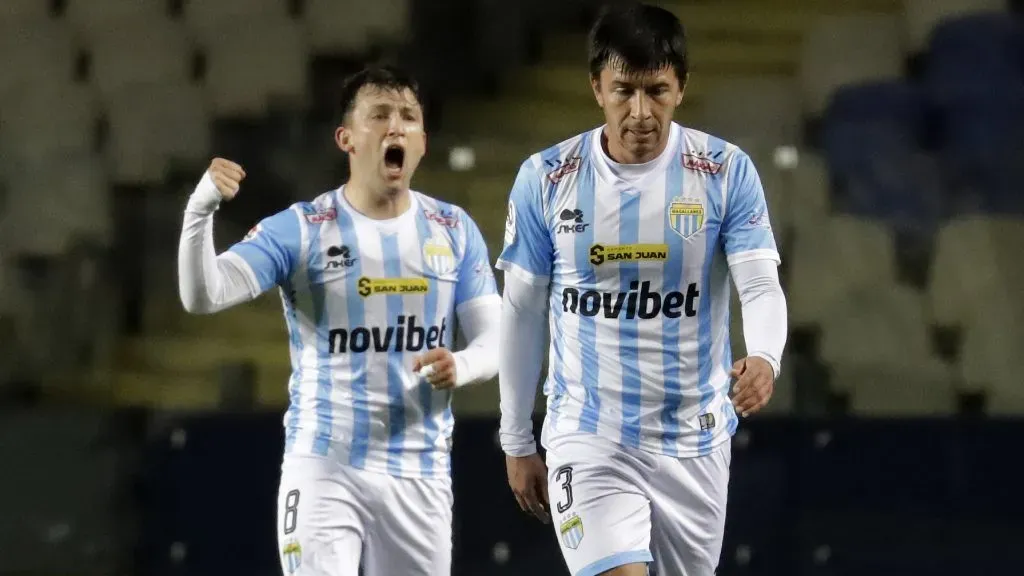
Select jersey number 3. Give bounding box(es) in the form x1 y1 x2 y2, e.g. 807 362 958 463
555 466 574 514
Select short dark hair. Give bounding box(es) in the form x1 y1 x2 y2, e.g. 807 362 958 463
588 1 688 82
336 65 423 126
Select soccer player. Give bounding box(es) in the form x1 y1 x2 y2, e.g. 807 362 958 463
496 3 788 576
177 66 500 576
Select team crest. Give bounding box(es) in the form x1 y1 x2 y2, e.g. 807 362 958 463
282 539 302 574
559 514 584 550
422 236 456 276
668 196 705 239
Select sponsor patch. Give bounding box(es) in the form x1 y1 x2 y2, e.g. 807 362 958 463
357 277 430 297
589 243 669 266
682 153 722 175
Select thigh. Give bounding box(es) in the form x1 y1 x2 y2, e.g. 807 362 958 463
277 455 368 576
649 441 732 576
546 433 655 576
362 475 454 576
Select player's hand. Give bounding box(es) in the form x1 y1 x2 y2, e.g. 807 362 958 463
731 356 774 417
506 453 551 524
412 348 456 390
207 157 246 201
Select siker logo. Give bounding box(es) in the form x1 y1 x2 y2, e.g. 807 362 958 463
328 315 447 353
556 208 589 234
325 245 358 269
562 280 699 319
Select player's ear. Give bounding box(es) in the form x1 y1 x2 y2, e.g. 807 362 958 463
591 75 604 107
335 126 353 154
676 73 688 105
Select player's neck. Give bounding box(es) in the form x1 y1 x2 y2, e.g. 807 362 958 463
602 129 668 165
344 180 411 220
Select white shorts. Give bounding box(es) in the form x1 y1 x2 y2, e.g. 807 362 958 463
276 452 453 576
545 432 731 576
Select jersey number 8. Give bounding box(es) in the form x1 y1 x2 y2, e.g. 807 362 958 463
283 489 300 535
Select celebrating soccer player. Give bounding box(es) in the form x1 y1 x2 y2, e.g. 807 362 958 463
496 3 788 576
177 66 500 576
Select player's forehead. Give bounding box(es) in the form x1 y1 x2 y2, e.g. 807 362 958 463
600 60 679 88
352 84 421 114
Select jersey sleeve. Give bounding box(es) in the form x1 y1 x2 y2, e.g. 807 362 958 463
494 159 553 285
721 153 781 266
455 212 499 307
227 207 302 292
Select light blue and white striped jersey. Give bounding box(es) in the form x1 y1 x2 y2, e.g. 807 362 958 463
229 188 497 478
496 123 780 458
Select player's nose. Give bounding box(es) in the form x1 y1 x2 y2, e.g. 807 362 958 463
387 113 405 135
630 91 652 119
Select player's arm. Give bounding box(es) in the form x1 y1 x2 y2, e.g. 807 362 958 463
177 158 299 314
721 152 788 416
494 159 553 456
450 212 501 387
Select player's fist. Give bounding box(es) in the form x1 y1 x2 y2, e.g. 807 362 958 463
207 157 246 200
731 356 775 418
413 348 457 390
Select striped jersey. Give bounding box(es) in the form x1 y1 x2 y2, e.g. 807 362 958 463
496 122 780 458
229 188 497 478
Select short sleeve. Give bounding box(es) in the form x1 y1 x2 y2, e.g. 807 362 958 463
721 153 781 266
494 159 554 285
455 212 499 306
228 207 302 292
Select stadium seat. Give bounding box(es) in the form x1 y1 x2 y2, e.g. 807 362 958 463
303 0 373 54
820 285 957 415
699 77 802 152
788 215 896 325
799 14 905 117
959 307 1024 414
0 19 77 100
934 94 1024 206
927 216 1024 327
84 22 193 99
2 153 111 255
825 80 928 143
0 0 55 24
64 0 172 42
924 13 1024 105
104 83 211 183
203 22 308 116
182 0 292 44
902 0 1008 54
0 84 99 174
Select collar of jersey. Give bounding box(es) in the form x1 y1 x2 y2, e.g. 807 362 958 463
590 122 680 191
335 186 419 233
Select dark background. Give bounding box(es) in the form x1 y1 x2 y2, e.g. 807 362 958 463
2 0 1023 574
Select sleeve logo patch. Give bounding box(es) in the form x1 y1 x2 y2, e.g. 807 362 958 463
504 199 517 246
243 223 262 242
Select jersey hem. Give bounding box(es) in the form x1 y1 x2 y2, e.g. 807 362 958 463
494 259 550 286
726 249 781 267
541 413 737 460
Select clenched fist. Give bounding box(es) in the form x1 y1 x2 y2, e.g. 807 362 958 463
208 158 246 201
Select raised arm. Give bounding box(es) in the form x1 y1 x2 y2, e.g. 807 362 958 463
178 158 299 314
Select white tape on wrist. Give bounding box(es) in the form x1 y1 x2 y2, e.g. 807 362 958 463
417 364 436 378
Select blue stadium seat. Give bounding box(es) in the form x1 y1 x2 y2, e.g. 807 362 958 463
924 13 1024 105
825 80 928 144
822 120 945 231
936 93 1024 211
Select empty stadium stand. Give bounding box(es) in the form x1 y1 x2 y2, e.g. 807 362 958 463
1 0 1022 418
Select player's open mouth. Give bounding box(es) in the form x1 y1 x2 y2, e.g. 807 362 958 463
384 145 405 176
